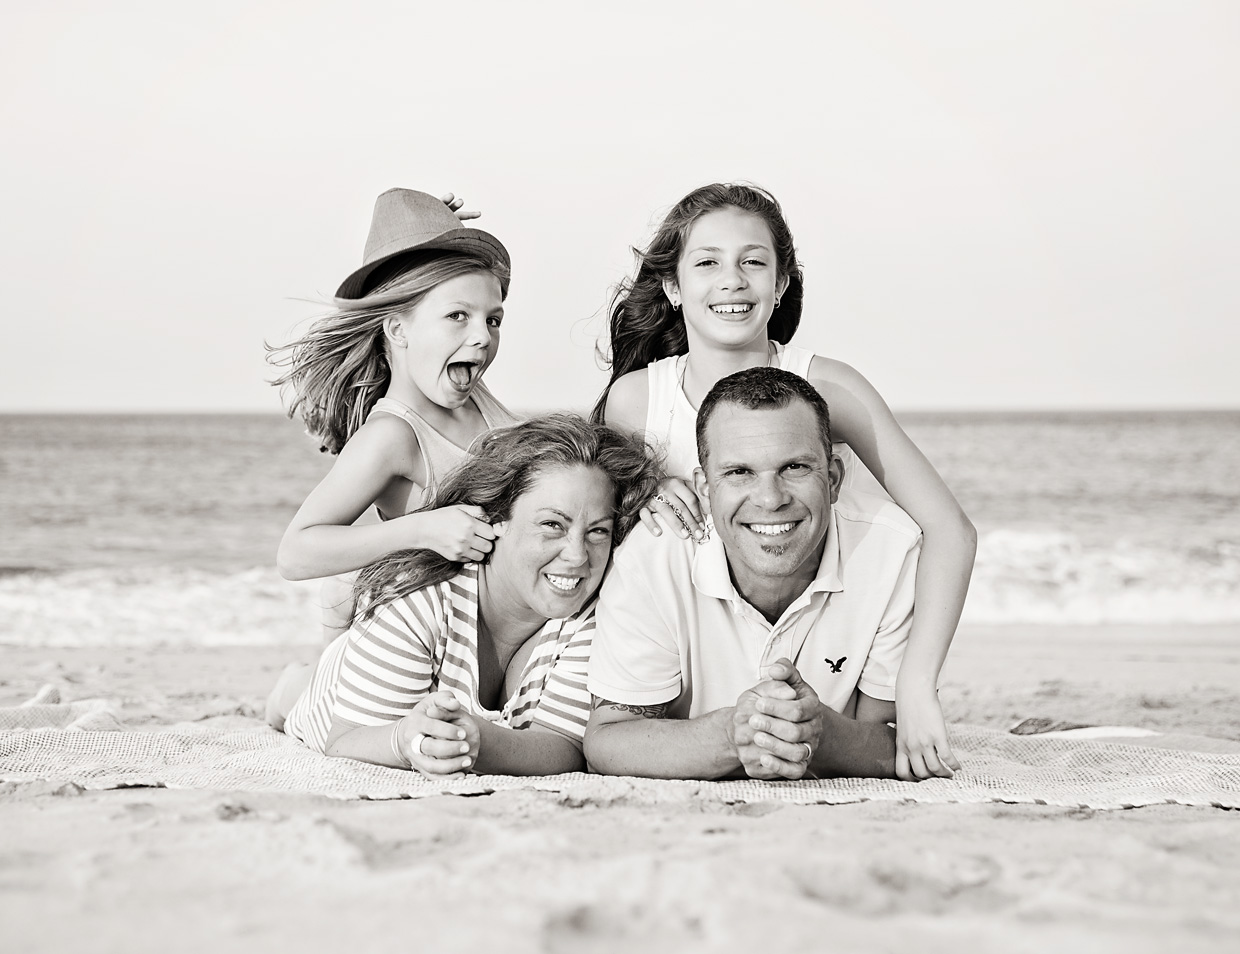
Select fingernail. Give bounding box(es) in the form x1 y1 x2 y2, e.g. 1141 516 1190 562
461 757 472 768
456 730 465 740
460 743 469 754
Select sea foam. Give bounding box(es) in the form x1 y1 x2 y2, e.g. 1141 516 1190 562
964 529 1240 624
1 530 1238 648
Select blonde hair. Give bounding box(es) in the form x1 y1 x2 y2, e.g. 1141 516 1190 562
268 251 510 454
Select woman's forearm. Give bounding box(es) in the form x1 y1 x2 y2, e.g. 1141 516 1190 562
471 720 585 776
323 721 406 768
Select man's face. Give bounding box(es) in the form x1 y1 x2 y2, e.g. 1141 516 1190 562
695 400 843 598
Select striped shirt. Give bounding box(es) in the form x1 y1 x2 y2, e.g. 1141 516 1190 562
283 564 595 754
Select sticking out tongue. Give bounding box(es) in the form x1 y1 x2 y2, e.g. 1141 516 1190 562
446 362 475 389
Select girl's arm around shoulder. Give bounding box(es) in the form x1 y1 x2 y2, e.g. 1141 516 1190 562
808 355 975 781
602 368 650 436
276 415 425 580
806 355 974 538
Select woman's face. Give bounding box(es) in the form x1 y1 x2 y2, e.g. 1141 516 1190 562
488 464 618 620
664 207 790 351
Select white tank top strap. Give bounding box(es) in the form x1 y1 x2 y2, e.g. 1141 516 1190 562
644 353 701 481
469 381 520 429
773 341 815 377
643 353 681 444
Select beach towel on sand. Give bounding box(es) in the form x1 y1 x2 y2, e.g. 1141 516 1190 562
2 692 1238 810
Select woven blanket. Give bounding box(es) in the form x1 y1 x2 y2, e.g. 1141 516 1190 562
2 695 1237 810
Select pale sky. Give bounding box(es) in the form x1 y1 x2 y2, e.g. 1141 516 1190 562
2 1 1237 412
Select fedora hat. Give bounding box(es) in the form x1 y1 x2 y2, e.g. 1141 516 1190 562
335 188 510 299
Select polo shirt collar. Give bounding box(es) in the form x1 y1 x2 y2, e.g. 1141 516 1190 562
691 508 845 606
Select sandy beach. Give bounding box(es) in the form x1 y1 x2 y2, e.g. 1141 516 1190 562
3 622 1238 953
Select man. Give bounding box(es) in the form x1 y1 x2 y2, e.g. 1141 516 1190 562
584 367 922 780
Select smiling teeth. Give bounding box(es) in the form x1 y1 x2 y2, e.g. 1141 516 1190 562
749 523 795 535
711 304 752 314
545 574 581 592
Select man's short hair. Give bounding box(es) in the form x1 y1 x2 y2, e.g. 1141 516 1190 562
695 367 833 467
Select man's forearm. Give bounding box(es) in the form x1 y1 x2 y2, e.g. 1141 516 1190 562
584 707 741 779
812 705 897 778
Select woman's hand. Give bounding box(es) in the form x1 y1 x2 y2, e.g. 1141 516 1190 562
893 684 961 781
640 477 705 541
393 691 477 777
439 192 481 221
410 505 497 562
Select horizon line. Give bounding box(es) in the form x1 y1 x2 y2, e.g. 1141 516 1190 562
2 405 1238 417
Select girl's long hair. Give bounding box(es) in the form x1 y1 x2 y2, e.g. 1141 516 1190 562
267 250 510 454
352 414 662 619
591 183 804 422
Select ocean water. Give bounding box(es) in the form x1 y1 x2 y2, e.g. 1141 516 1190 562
1 411 1237 646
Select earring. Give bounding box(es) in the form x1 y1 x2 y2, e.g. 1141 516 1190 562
671 300 680 310
774 296 781 309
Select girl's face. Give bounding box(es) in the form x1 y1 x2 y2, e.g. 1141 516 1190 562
664 207 790 351
391 271 504 412
488 464 617 621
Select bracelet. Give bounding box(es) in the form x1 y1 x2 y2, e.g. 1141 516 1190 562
389 722 411 769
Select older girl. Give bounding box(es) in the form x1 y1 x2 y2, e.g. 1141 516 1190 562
593 183 976 782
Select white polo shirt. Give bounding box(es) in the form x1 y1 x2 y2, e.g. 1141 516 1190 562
587 489 921 719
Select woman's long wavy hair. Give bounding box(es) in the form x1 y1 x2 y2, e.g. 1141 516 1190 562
352 414 662 620
590 183 804 422
267 250 510 454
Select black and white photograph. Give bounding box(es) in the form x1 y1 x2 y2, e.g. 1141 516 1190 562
2 2 1237 951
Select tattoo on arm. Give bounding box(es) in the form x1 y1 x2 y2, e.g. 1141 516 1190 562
591 696 669 719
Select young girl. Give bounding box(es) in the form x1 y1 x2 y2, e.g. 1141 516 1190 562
592 183 977 783
268 188 518 637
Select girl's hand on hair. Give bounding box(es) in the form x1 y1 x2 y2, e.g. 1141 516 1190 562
414 505 497 562
639 477 705 541
394 692 475 777
439 192 481 222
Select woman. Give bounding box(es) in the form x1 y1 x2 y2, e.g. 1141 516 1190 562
269 414 660 777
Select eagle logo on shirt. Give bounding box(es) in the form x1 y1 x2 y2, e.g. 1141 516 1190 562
824 656 847 673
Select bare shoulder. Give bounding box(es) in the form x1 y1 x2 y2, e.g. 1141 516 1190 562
341 412 424 481
806 355 877 399
604 368 650 434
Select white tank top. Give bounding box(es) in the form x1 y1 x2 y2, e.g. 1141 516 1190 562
642 341 886 496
